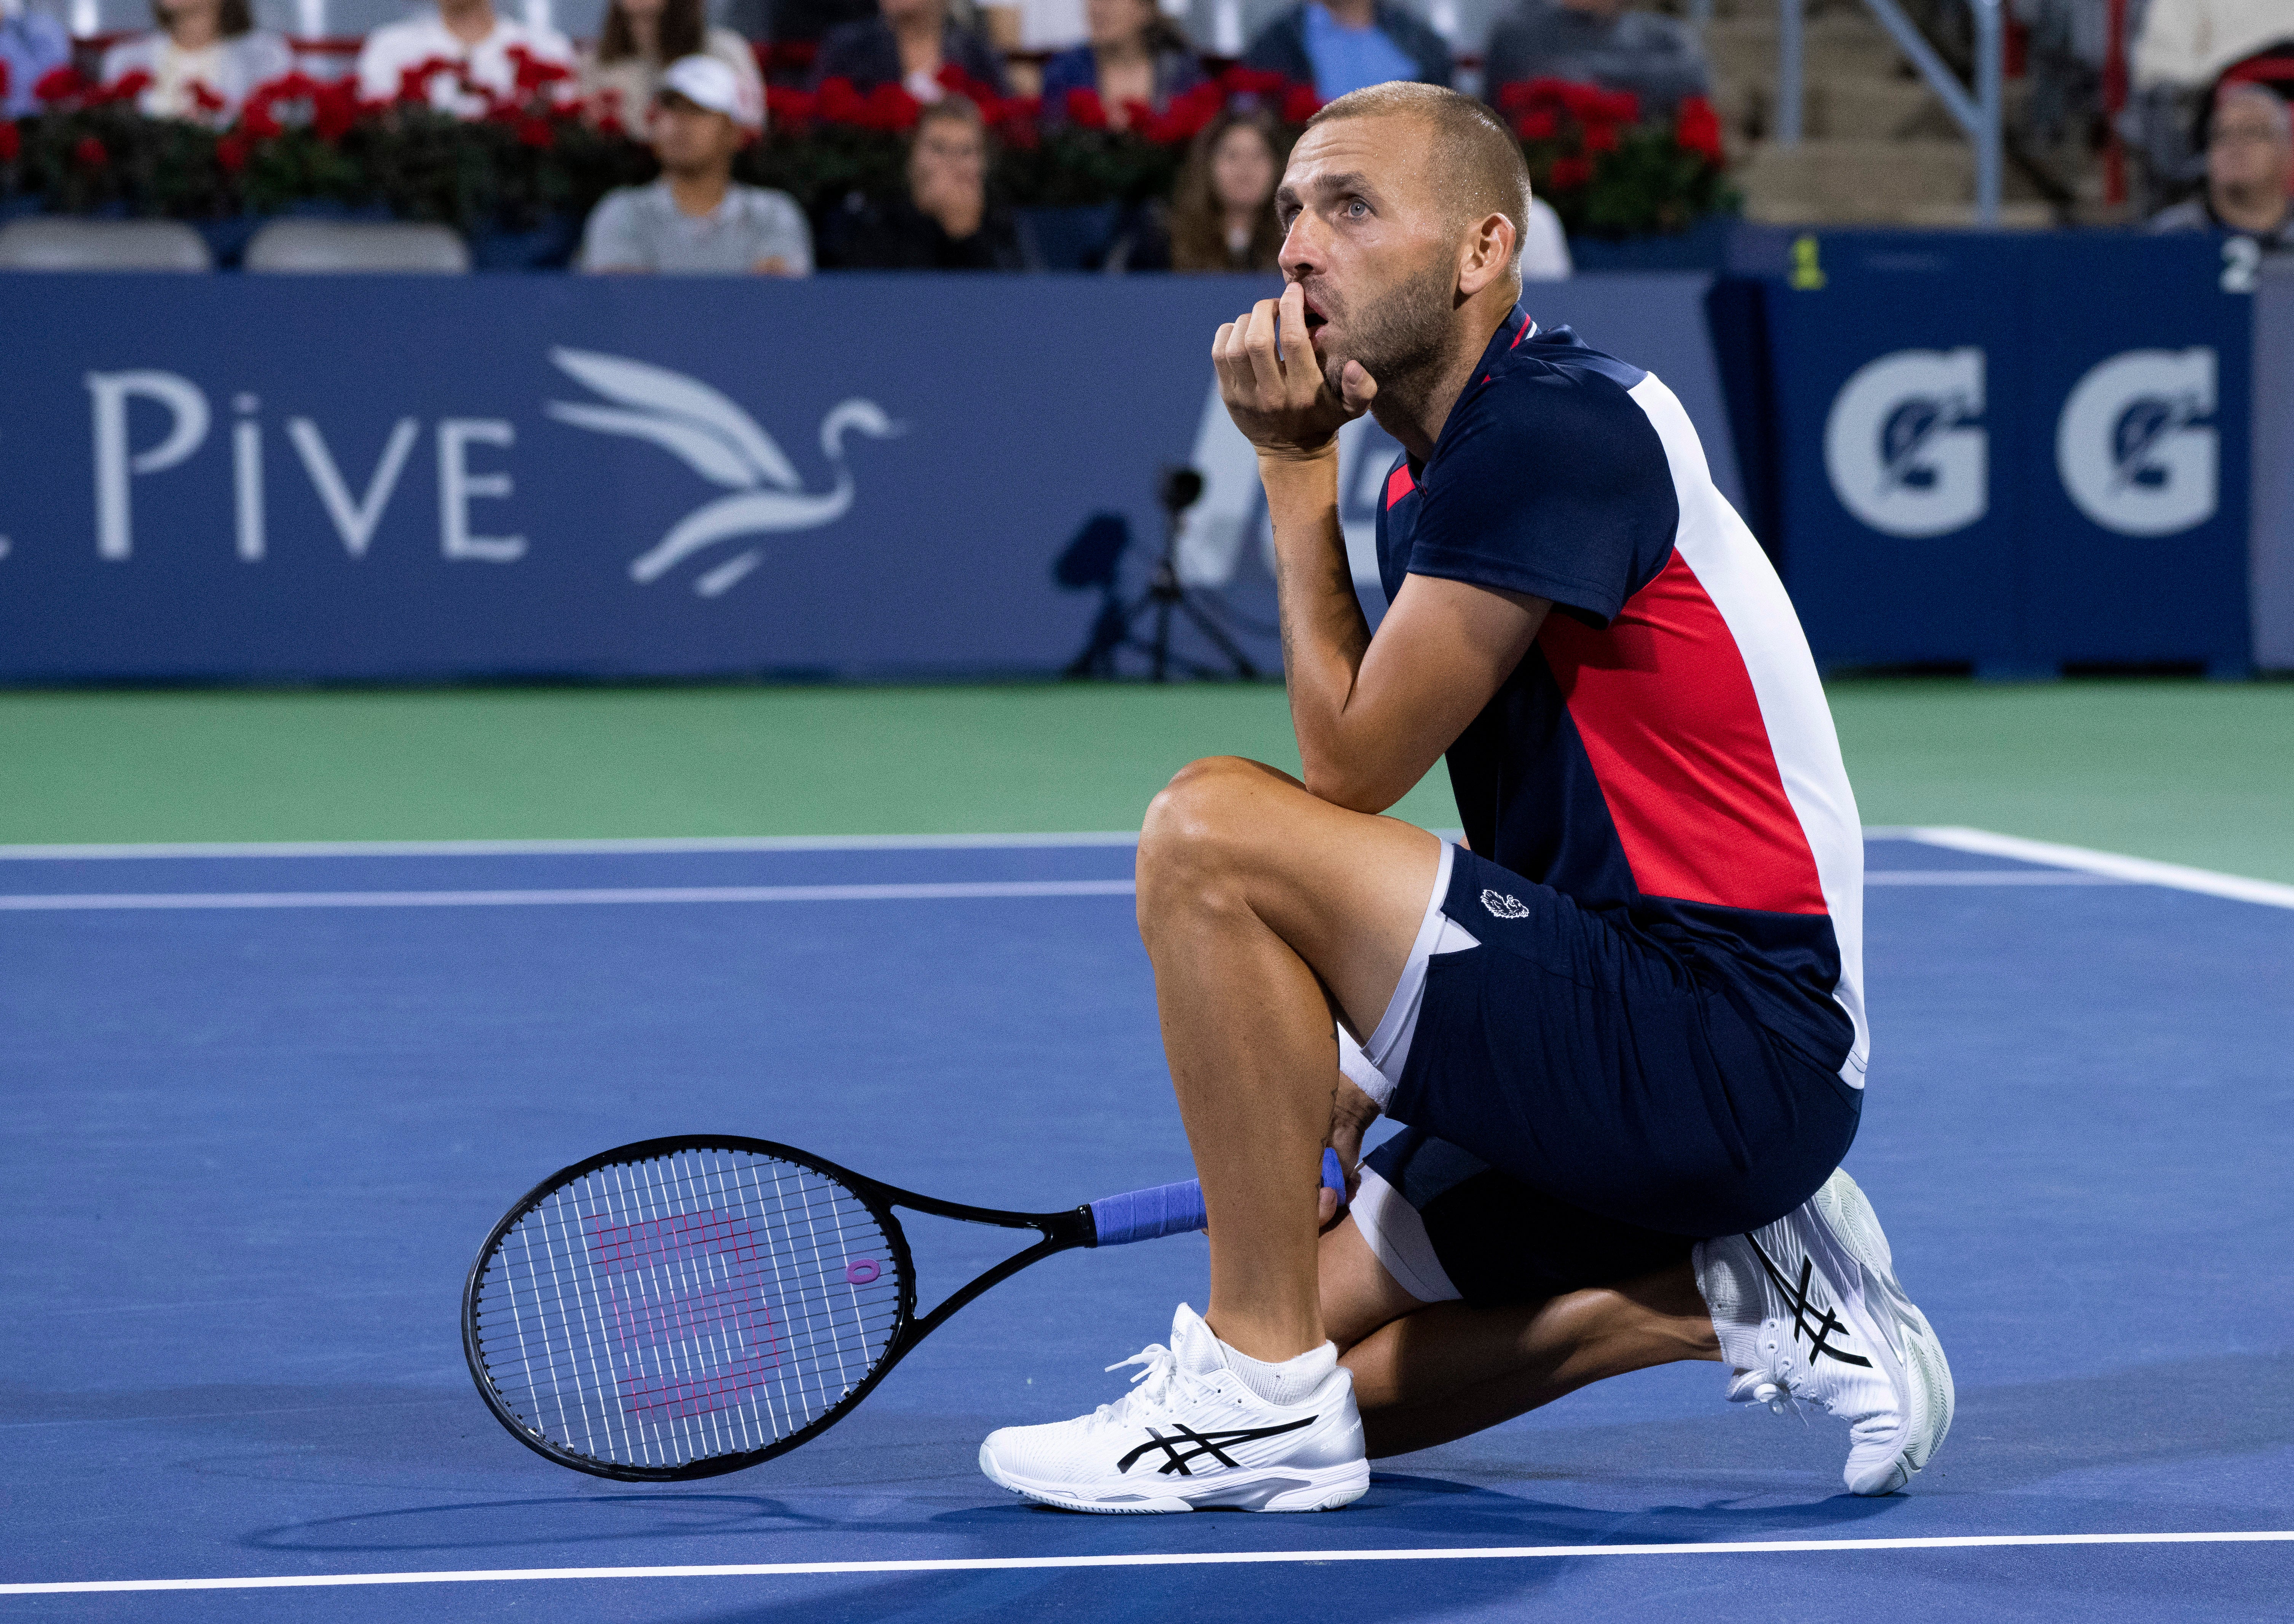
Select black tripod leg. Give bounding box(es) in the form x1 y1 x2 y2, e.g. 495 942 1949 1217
1176 595 1260 680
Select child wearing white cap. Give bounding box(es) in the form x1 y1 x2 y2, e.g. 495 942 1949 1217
578 55 814 276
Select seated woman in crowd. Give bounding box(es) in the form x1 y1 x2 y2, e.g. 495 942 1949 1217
356 0 575 113
579 55 812 274
821 95 1026 268
1039 0 1202 128
1165 108 1283 271
582 0 763 131
809 0 1009 101
101 0 290 122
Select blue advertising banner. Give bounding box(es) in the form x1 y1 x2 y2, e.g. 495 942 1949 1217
2255 264 2294 670
1752 232 2253 674
0 272 1736 684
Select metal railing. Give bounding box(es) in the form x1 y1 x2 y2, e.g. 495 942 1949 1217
1772 0 2004 225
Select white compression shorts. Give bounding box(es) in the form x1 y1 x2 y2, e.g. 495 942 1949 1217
1336 839 1478 1304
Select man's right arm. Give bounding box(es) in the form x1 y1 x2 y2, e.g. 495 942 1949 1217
1259 442 1547 812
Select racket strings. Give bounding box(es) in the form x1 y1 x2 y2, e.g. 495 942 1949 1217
471 1146 903 1471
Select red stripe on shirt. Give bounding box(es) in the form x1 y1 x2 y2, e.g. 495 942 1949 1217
1385 464 1416 509
1537 550 1829 915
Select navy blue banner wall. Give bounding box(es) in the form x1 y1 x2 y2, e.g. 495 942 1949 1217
1749 232 2253 674
0 272 1734 684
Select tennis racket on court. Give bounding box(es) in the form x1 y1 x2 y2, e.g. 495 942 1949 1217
463 1135 1346 1482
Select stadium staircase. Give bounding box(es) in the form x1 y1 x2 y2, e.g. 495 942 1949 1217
1697 0 2069 226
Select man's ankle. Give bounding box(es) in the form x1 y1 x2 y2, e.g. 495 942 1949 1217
1221 1337 1338 1405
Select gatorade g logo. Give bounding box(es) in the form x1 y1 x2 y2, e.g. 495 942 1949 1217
2055 349 2218 537
1823 348 1988 538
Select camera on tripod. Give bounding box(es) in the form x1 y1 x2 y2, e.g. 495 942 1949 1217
1058 465 1260 682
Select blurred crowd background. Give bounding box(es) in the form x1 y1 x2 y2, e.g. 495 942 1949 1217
1 0 2288 272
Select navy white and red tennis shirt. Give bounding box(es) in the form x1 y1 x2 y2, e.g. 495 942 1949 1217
1377 308 1868 1088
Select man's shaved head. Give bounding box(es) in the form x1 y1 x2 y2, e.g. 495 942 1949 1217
1306 82 1533 280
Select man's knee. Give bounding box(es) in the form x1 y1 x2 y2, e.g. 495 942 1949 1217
1137 756 1276 928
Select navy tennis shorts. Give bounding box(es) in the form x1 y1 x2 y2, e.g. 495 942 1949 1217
1355 846 1861 1304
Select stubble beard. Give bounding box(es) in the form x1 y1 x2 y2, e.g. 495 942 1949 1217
1318 252 1458 420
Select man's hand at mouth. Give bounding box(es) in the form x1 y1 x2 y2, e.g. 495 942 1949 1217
1213 281 1379 463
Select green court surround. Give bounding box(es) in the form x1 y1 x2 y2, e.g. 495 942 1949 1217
0 678 2286 882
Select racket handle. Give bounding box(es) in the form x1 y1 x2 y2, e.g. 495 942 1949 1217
1087 1150 1349 1248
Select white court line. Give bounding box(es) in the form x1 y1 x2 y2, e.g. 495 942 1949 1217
5 1531 2288 1595
0 874 2136 912
1863 870 2130 886
0 881 1139 912
0 833 1144 861
1899 826 2294 911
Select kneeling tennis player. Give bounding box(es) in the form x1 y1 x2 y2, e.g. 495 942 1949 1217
979 83 1954 1513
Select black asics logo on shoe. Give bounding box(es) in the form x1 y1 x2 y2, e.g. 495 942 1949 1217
1116 1416 1316 1477
1749 1241 1873 1369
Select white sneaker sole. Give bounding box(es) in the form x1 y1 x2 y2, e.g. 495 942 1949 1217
1816 1170 1956 1495
979 1444 1369 1514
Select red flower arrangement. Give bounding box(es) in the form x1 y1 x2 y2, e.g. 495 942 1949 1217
34 65 88 105
0 61 1730 250
1674 94 1724 163
1495 78 1733 239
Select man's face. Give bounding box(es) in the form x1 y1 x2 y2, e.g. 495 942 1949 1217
1275 115 1460 391
651 98 740 171
2209 95 2292 200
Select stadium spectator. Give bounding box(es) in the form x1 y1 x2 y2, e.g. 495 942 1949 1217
2 0 72 119
356 0 576 113
2134 0 2291 93
807 0 1011 101
820 95 1027 267
99 0 290 122
1166 107 1284 271
1243 0 1453 100
2149 81 2294 250
582 0 764 131
1482 0 1708 117
1039 0 1204 128
580 55 811 273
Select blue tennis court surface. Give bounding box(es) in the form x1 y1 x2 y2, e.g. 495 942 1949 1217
5 833 2290 1619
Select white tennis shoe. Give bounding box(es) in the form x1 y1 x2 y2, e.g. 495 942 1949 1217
978 1303 1369 1513
1694 1169 1955 1496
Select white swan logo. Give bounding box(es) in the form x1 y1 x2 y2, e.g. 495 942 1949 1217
544 347 901 597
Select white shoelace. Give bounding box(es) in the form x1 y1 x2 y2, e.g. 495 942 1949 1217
1092 1342 1210 1427
1742 1318 1812 1421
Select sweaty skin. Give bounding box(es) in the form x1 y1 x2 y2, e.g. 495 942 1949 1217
1145 109 1722 1428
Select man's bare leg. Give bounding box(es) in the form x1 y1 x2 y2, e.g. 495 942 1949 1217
1136 755 1442 1362
1320 1216 1722 1456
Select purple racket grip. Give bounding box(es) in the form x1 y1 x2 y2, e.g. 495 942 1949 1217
1088 1152 1349 1247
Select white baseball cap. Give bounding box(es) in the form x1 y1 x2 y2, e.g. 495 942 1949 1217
659 54 763 130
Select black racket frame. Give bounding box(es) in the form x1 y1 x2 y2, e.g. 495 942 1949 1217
463 1134 1102 1483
